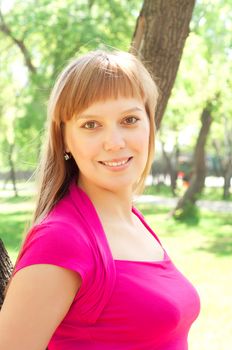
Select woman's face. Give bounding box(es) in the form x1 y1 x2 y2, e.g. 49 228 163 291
64 97 150 194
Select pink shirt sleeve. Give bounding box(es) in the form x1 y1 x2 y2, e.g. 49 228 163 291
13 221 92 292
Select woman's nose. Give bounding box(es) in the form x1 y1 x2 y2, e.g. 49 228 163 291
103 127 126 152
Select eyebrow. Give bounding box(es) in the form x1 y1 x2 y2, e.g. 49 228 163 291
77 107 144 120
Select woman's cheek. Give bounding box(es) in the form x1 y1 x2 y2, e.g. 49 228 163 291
134 128 150 149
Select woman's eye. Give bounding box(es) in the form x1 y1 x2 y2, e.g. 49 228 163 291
123 116 139 125
82 116 139 130
82 121 99 129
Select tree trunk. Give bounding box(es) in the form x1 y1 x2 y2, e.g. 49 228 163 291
212 139 232 200
0 240 13 309
161 141 179 196
8 143 18 197
223 161 232 200
170 102 213 214
130 0 196 129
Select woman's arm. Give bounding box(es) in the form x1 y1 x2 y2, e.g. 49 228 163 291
0 264 82 350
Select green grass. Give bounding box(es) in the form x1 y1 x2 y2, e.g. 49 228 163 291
144 183 232 201
144 183 174 196
0 194 34 262
1 192 232 350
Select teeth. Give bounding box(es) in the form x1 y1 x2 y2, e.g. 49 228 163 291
102 159 129 167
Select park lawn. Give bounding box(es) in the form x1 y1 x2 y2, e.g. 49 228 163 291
0 193 231 350
0 194 34 262
144 183 232 202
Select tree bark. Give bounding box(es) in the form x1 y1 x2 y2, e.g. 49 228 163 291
0 240 13 309
171 102 213 214
130 0 196 129
8 143 18 197
212 134 232 200
223 162 232 199
161 140 179 196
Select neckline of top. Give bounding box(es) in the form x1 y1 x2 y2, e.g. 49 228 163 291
68 179 169 265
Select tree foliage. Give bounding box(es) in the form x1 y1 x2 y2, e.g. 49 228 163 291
159 0 232 199
0 0 141 173
0 0 231 200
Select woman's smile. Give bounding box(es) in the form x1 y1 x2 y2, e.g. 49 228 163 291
99 157 133 171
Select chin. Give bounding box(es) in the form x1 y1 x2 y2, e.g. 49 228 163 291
102 181 135 194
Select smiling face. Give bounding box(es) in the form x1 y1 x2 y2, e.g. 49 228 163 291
64 97 150 195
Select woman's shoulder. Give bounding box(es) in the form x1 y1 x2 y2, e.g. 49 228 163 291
31 215 88 249
37 188 85 232
26 195 89 250
14 193 94 277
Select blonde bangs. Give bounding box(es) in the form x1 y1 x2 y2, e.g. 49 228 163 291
77 67 144 109
52 51 148 123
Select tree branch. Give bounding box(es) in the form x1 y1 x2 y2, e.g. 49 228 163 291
0 9 36 74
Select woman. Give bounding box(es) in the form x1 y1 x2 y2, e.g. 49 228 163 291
0 49 200 350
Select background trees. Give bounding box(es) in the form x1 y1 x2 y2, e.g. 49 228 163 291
0 0 231 203
150 0 232 209
0 0 141 193
0 3 231 347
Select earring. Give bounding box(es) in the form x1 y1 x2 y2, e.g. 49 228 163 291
64 152 71 160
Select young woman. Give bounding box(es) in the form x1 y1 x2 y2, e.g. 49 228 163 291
0 49 200 350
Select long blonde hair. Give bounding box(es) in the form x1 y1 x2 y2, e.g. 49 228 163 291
6 50 158 287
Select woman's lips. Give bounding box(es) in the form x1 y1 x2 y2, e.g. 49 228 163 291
99 157 132 163
99 157 133 171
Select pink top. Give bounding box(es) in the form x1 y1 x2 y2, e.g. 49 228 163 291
13 180 200 349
